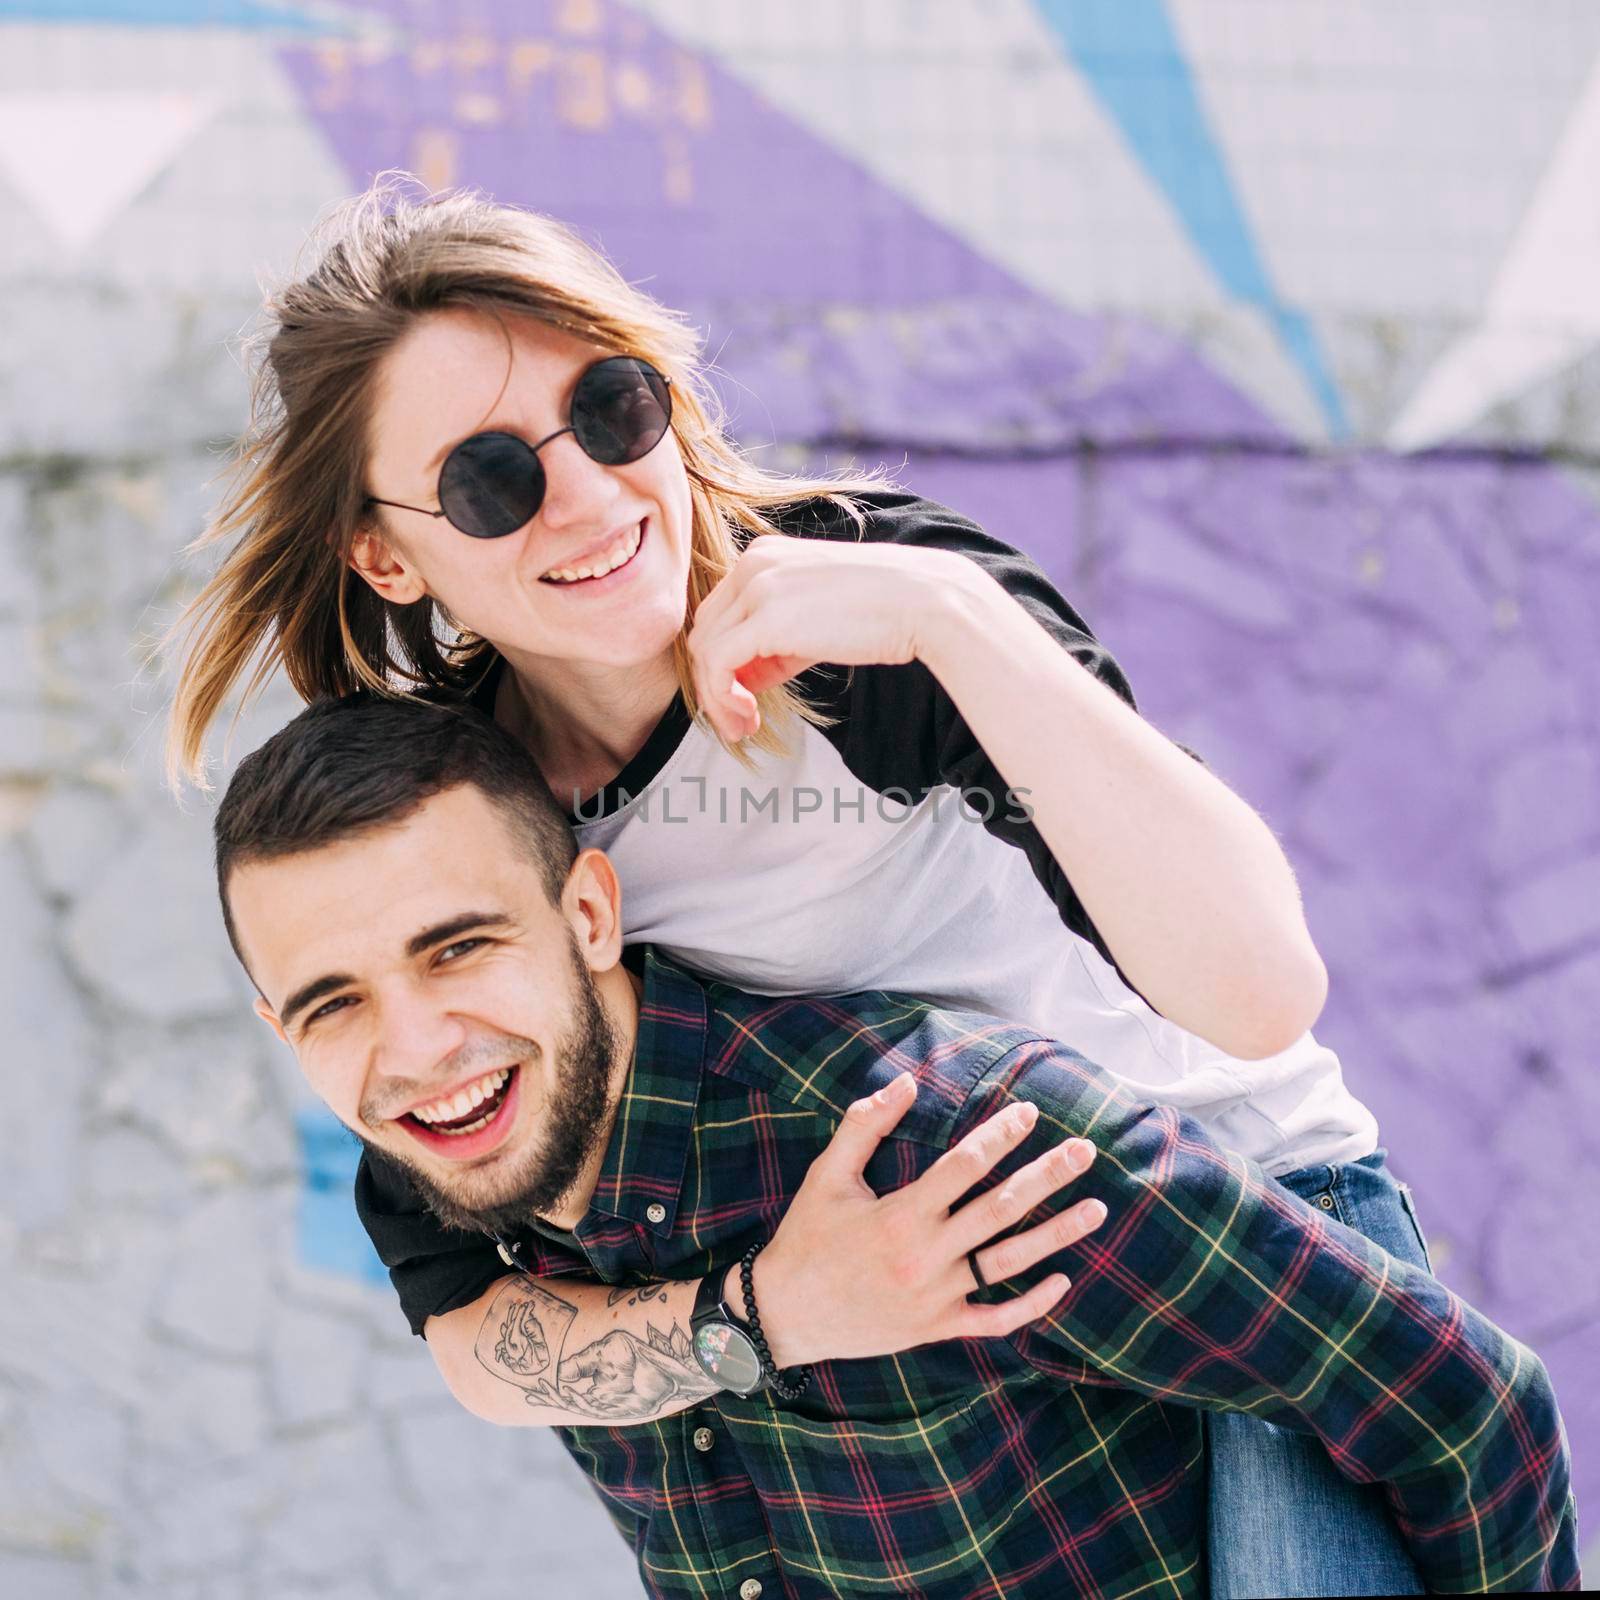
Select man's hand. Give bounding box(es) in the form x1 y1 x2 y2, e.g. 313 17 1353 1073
741 1072 1105 1368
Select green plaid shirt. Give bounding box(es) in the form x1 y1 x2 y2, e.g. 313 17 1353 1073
364 949 1579 1597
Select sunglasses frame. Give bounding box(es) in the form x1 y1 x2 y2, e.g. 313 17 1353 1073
367 354 673 539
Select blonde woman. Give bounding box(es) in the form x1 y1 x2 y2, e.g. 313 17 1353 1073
172 181 1432 1597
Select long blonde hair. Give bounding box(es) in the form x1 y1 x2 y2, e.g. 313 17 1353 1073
167 174 887 787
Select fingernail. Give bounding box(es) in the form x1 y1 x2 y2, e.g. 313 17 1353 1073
1018 1101 1039 1124
1083 1200 1106 1225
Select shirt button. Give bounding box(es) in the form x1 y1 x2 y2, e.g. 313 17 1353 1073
692 1426 714 1452
1317 1193 1335 1211
738 1581 763 1600
646 1203 667 1224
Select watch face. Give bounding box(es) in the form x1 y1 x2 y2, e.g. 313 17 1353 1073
693 1320 764 1395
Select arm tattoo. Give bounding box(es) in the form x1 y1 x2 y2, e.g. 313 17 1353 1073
607 1283 670 1308
475 1279 719 1421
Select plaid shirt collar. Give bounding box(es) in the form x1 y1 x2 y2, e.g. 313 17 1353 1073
577 948 709 1245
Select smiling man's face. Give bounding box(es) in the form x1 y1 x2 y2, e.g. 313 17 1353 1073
228 783 633 1235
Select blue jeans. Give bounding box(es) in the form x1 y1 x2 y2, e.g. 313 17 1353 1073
1206 1149 1436 1599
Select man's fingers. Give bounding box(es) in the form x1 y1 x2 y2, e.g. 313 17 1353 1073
967 1194 1107 1288
812 1071 918 1184
949 1137 1097 1256
958 1273 1072 1339
916 1099 1041 1212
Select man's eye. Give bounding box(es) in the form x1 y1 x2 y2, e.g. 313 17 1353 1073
305 996 354 1028
438 938 485 963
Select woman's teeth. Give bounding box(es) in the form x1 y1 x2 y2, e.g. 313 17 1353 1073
411 1067 511 1129
542 522 642 584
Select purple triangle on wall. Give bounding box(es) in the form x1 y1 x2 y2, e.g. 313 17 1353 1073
275 0 1279 446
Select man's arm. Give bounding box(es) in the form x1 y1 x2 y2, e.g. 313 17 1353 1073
959 1040 1579 1594
426 1274 720 1427
391 1072 1104 1427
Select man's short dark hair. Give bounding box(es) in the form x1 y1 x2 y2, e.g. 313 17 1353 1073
213 694 577 969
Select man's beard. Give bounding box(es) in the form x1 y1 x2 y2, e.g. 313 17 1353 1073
361 937 623 1240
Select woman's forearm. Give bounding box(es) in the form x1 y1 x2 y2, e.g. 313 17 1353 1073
916 561 1327 1059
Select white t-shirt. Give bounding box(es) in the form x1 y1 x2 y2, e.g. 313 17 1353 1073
520 488 1376 1177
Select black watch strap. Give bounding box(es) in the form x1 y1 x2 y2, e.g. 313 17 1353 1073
690 1267 738 1328
689 1268 770 1396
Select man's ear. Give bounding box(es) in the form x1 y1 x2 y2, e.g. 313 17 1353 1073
253 994 289 1046
349 525 428 606
563 849 624 972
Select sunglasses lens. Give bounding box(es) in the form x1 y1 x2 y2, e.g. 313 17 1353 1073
438 432 543 539
571 357 672 466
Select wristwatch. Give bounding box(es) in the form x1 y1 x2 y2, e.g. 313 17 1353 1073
689 1269 769 1396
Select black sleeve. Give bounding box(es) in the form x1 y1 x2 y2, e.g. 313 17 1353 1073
353 1150 512 1338
781 488 1145 974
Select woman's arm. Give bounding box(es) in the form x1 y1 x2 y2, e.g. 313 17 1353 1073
686 509 1325 1060
915 558 1327 1059
419 1073 1105 1425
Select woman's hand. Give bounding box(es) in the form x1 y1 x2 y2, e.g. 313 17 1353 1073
687 534 976 742
733 1071 1105 1370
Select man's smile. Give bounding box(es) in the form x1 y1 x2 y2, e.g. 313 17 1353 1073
394 1063 525 1160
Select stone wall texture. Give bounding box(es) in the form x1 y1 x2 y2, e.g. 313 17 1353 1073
2 2 1596 1594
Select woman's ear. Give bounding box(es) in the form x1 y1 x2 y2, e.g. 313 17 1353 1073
349 525 428 606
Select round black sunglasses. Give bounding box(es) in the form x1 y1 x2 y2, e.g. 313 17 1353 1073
368 355 673 540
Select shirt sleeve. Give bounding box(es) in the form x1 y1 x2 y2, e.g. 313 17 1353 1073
782 488 1149 972
352 1150 514 1338
953 1039 1580 1594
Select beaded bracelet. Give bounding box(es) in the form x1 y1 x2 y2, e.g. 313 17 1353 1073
738 1241 812 1402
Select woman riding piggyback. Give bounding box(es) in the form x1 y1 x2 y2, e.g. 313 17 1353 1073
170 178 1436 1597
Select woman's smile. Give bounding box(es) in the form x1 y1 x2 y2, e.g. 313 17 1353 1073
538 517 649 592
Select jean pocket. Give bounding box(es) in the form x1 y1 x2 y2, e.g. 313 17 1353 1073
1395 1182 1435 1273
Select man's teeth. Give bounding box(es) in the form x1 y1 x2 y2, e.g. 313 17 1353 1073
432 1107 497 1137
412 1067 510 1126
543 522 641 584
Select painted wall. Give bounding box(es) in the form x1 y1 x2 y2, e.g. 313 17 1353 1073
1 2 1595 1594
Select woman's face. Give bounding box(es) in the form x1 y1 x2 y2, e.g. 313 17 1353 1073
356 308 694 672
